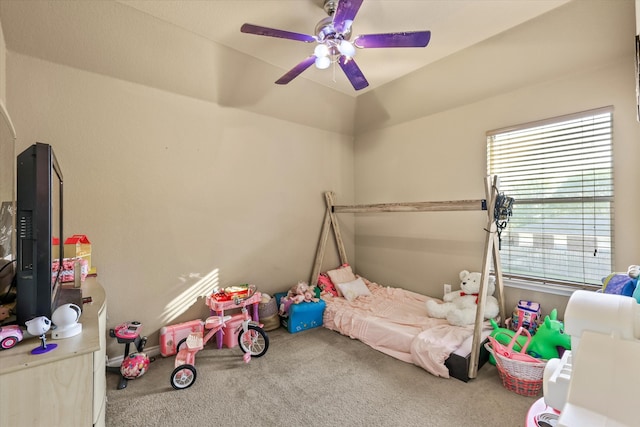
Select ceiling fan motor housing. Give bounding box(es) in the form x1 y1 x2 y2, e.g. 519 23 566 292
315 16 351 42
323 0 338 16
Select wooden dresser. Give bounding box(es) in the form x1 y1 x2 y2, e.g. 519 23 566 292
0 278 107 427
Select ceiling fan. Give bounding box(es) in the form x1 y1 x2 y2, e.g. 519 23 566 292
240 0 431 91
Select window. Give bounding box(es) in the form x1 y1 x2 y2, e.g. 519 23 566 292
487 107 613 288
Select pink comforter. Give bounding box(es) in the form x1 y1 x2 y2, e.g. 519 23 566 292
322 278 488 378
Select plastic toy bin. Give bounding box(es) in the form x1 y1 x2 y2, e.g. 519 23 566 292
221 314 244 348
275 292 326 334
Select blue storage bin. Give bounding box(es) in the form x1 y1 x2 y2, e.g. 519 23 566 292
275 292 326 334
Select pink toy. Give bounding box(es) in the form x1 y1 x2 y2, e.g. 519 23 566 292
121 352 150 379
170 286 270 390
114 321 143 341
304 289 319 303
109 320 148 390
279 296 294 316
279 281 319 315
0 324 23 350
208 288 262 349
160 319 204 357
488 327 541 364
288 281 309 303
317 273 338 297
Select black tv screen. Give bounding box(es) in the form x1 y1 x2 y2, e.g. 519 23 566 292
16 142 63 325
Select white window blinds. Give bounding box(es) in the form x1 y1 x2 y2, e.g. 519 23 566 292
487 107 614 287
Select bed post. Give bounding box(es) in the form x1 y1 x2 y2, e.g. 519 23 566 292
485 175 506 325
310 192 349 287
467 175 506 379
326 192 349 266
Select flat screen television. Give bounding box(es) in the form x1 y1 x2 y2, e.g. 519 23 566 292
15 142 64 325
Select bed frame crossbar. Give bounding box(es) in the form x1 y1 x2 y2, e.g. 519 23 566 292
333 199 487 213
311 175 506 380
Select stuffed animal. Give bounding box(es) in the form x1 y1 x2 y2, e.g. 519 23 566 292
278 297 294 317
304 288 319 303
602 264 640 303
488 308 571 364
425 270 500 326
317 273 338 297
279 281 318 316
288 281 309 303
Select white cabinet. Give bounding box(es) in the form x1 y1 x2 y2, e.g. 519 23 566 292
0 278 106 426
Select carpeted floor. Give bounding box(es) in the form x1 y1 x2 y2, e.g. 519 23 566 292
106 326 537 426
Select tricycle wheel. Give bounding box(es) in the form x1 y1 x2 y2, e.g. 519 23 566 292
170 364 197 390
176 337 188 352
238 325 269 357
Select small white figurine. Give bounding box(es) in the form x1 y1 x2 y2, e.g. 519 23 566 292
25 316 57 354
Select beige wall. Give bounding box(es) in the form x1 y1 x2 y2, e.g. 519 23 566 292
0 18 15 253
353 59 640 317
7 53 354 356
0 16 5 104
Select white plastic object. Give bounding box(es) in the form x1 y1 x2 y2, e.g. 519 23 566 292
542 291 640 426
25 316 52 336
51 303 83 339
563 290 640 351
557 330 640 427
543 350 572 411
186 333 203 351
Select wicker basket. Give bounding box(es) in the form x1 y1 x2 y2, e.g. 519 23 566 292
258 296 278 319
485 342 547 397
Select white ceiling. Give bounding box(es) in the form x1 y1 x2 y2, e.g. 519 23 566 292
1 0 570 97
119 0 569 95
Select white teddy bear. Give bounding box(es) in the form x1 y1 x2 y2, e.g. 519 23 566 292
425 270 500 327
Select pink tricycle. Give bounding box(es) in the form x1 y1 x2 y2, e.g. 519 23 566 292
170 286 269 390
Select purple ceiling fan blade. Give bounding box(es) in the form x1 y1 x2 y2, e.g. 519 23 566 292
338 56 369 91
275 56 317 85
332 0 364 34
354 31 431 48
241 23 316 43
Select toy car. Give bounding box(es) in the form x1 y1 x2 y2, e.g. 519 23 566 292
0 324 24 350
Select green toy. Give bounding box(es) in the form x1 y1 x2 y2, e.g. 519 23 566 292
488 308 571 364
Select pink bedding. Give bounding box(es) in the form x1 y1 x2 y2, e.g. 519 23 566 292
322 277 491 378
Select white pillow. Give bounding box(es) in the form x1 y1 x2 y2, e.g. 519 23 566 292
326 265 357 297
326 265 357 285
336 277 371 302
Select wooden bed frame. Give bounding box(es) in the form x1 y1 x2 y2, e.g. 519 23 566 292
311 175 507 380
445 340 491 382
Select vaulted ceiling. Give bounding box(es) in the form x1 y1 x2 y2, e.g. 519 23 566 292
0 1 634 134
1 0 570 96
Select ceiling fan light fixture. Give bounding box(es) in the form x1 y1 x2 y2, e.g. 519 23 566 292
315 55 331 69
314 43 330 58
338 40 355 58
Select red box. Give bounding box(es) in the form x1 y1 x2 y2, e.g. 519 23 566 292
159 319 203 357
64 234 94 274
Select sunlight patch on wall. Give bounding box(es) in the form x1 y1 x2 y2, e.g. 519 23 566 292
159 268 219 325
